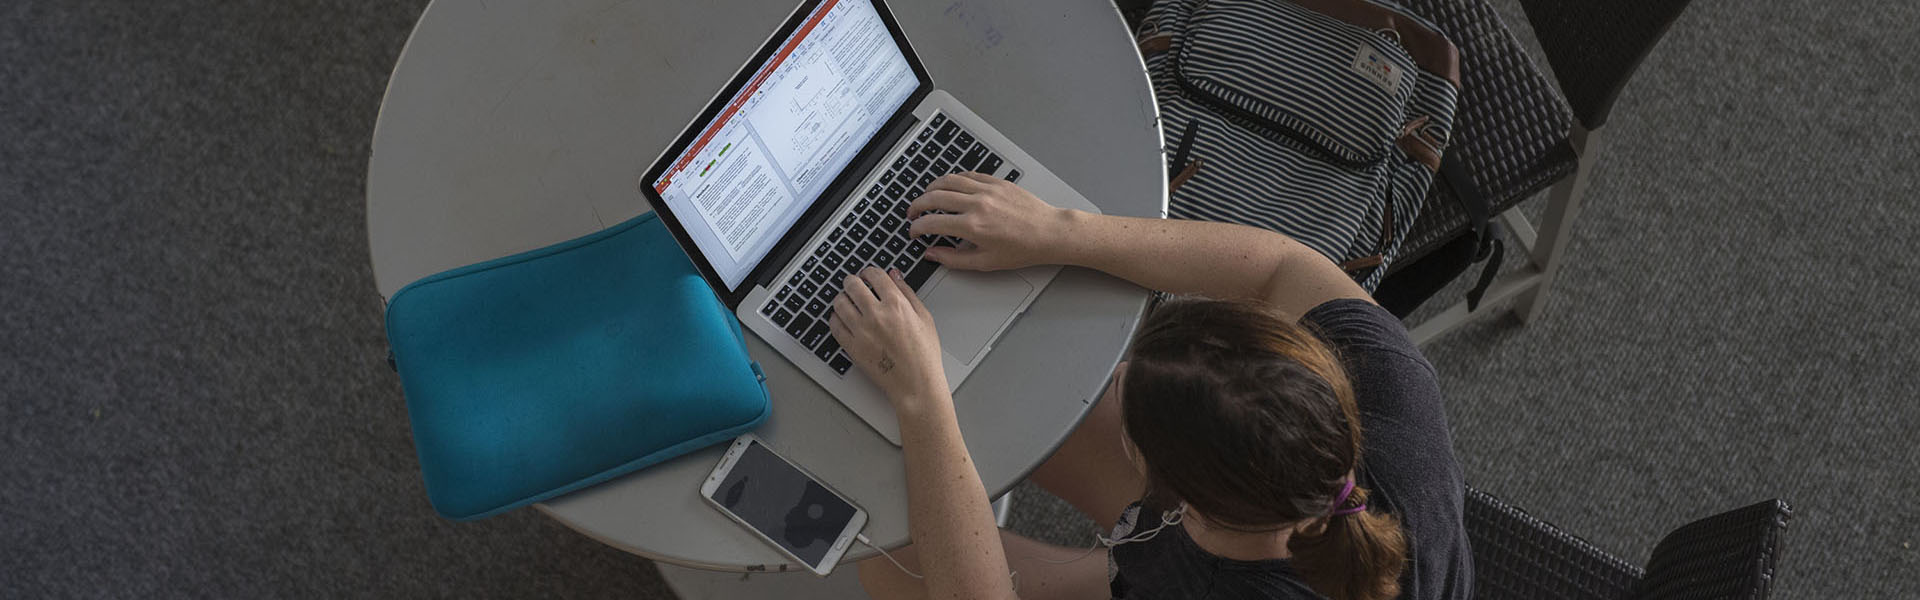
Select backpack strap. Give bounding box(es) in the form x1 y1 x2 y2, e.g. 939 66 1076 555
1439 152 1504 311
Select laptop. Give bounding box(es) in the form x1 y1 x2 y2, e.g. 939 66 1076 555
639 0 1101 445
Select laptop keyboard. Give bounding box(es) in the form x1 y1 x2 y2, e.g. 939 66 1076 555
758 112 1021 376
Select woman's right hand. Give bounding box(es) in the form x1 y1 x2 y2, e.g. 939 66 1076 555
905 172 1078 272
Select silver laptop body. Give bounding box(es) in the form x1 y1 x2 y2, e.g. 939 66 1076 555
640 0 1100 445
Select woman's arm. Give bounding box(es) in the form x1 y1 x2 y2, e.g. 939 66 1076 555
829 267 1017 600
906 172 1370 319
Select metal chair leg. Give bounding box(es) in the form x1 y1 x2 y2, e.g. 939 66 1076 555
1514 124 1604 324
1408 125 1603 346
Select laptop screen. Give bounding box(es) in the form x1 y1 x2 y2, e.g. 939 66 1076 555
650 0 918 290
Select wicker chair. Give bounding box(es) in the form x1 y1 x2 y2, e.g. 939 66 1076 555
1377 0 1693 344
1466 487 1793 600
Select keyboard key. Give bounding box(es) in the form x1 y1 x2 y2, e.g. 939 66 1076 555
947 165 966 175
892 155 909 171
931 113 947 128
829 353 854 375
885 183 906 199
905 141 921 156
956 132 975 149
850 223 871 241
866 184 882 198
866 227 891 244
976 154 1003 175
800 320 830 350
853 198 872 213
904 259 941 290
786 313 814 340
1005 169 1022 182
857 241 880 260
920 142 942 159
783 293 805 312
916 126 933 141
934 122 959 144
882 215 904 232
798 280 819 298
808 268 830 284
892 199 911 218
857 211 880 227
813 335 840 362
834 238 858 255
805 298 827 317
884 236 907 253
821 252 843 270
908 240 927 255
917 173 936 188
760 300 777 316
892 254 915 271
801 256 819 273
960 145 989 170
940 145 964 163
772 308 794 327
909 155 930 172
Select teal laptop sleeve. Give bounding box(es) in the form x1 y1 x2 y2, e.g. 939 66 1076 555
383 212 770 521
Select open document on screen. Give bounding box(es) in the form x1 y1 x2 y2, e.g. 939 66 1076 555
652 0 917 290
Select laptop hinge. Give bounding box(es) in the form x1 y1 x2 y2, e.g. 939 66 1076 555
751 110 924 289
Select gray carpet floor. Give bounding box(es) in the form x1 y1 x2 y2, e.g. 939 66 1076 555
3 0 1914 598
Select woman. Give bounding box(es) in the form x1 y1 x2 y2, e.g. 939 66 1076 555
831 172 1469 600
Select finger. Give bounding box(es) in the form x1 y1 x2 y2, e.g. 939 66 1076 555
953 170 1004 186
832 295 859 319
906 212 973 239
890 268 931 317
828 312 854 342
842 272 881 314
906 189 978 220
829 317 860 361
859 267 903 307
925 172 993 195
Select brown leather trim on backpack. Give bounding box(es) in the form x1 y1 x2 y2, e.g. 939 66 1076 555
1287 0 1461 88
1341 254 1385 271
1138 32 1173 57
1168 157 1203 194
1342 181 1399 273
1397 115 1442 171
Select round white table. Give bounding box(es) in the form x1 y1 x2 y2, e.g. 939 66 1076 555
367 0 1165 571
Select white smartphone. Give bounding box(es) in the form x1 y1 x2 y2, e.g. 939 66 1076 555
702 434 869 576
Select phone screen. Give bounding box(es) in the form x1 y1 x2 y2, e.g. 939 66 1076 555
710 440 859 568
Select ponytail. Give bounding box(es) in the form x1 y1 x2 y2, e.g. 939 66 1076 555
1288 485 1407 600
1121 297 1408 599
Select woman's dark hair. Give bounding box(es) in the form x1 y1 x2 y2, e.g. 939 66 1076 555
1120 297 1407 600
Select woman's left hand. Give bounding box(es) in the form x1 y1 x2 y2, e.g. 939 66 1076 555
829 267 950 415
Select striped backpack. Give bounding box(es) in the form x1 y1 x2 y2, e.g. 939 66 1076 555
1139 0 1461 290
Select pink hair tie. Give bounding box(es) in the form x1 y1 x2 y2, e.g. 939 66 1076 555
1329 478 1368 517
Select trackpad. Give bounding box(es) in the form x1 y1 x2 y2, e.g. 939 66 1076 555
922 270 1034 364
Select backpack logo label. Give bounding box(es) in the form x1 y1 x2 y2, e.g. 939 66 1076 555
1351 43 1405 95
